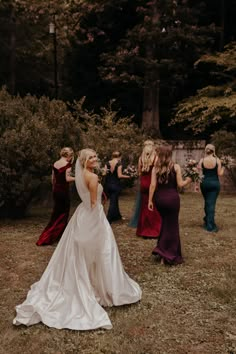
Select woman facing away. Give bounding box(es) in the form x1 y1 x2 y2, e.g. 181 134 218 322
36 147 75 246
104 151 130 223
198 144 224 232
148 145 192 265
136 140 161 238
13 148 141 330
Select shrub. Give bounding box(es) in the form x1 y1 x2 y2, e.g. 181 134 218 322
0 88 82 218
211 130 236 187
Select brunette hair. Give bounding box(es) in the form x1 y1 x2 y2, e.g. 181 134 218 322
112 151 121 158
155 145 173 184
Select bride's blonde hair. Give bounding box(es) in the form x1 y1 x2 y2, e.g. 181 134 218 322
155 145 173 184
78 148 97 169
140 141 156 172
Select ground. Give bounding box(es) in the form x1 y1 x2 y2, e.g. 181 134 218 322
0 191 236 354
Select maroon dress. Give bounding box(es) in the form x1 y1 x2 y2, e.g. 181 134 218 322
152 167 183 264
36 163 71 246
136 167 161 238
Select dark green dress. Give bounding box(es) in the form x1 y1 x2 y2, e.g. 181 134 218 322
200 159 220 232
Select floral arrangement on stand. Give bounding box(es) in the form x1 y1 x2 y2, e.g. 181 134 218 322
220 155 235 169
183 159 203 183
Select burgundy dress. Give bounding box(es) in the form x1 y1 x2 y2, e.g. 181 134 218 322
36 163 71 246
152 167 183 264
136 167 161 238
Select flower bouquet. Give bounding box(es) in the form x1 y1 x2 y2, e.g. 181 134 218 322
220 155 235 169
122 165 138 188
183 159 203 183
123 165 139 179
94 159 108 184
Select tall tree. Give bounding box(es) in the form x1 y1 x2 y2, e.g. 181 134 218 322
69 0 218 136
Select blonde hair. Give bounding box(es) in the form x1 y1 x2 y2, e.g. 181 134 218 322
143 140 154 147
205 144 216 156
79 148 97 169
140 142 156 172
155 145 173 184
60 147 74 163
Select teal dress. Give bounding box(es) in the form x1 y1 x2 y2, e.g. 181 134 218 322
200 159 220 232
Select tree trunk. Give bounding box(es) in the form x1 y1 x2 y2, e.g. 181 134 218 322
9 5 16 95
142 80 161 137
219 0 225 51
141 0 161 137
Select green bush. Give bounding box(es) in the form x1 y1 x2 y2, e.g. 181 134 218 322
211 129 236 187
0 88 82 218
0 89 154 218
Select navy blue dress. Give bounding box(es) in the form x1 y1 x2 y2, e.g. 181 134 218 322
104 162 122 223
200 159 220 232
152 167 183 264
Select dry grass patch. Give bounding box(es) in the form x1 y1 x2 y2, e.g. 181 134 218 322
0 191 235 354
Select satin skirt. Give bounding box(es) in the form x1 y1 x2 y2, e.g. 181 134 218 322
13 203 141 330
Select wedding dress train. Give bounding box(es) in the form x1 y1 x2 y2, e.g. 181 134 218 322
13 159 141 330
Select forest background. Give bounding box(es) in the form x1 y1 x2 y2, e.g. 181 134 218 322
0 0 236 218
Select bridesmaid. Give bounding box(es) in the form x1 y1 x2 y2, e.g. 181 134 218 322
104 151 130 223
136 140 161 238
36 147 75 246
198 144 224 232
148 145 191 265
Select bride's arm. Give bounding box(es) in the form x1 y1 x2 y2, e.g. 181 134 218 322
88 174 99 209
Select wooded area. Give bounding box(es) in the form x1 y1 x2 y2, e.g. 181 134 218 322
1 0 236 218
1 0 236 137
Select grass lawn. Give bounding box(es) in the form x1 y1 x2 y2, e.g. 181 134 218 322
0 190 235 354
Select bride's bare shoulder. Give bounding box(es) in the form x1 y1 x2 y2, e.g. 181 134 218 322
84 170 98 184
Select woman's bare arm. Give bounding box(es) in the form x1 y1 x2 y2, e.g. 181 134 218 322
65 167 75 182
174 164 192 188
148 167 157 211
117 165 130 179
216 158 225 176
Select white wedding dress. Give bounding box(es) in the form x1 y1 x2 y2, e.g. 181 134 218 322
13 159 142 330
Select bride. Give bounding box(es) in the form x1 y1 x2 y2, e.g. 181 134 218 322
13 148 142 330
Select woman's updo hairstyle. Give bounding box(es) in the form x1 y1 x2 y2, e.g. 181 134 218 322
60 147 74 163
112 151 121 158
143 139 154 147
205 144 216 156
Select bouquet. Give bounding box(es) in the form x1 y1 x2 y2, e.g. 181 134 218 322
220 155 235 169
183 159 203 183
123 165 139 179
94 159 108 184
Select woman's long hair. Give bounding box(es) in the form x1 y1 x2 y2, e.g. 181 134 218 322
155 145 173 184
140 142 156 172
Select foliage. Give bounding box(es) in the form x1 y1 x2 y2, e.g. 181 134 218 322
0 88 150 218
72 99 149 164
171 43 236 135
211 129 236 187
0 88 82 218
